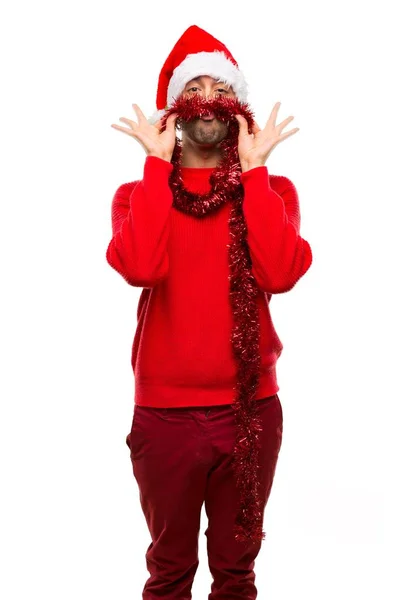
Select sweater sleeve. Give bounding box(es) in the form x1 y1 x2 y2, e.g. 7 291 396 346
106 155 174 287
241 166 313 294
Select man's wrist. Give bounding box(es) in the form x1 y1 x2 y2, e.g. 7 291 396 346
147 153 172 163
240 161 266 173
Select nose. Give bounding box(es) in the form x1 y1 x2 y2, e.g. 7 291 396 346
202 90 218 99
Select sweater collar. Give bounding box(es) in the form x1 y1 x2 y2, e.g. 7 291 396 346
181 166 216 176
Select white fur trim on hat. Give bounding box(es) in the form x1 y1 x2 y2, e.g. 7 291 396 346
148 108 167 125
167 50 248 107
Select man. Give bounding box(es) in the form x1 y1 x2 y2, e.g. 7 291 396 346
107 24 312 600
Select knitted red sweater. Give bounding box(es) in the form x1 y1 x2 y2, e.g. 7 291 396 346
106 156 312 408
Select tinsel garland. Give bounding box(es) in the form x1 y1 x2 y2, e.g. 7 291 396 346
160 95 267 543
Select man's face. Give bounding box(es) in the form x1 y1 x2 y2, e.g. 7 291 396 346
179 75 236 146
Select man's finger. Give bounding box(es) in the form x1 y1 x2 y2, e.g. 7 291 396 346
265 102 281 129
165 113 178 132
132 103 147 123
235 114 248 135
119 117 136 128
152 118 163 130
251 120 261 134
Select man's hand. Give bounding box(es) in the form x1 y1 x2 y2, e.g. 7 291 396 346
111 104 178 162
235 102 299 172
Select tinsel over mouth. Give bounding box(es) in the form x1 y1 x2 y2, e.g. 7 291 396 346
161 94 255 141
159 94 270 544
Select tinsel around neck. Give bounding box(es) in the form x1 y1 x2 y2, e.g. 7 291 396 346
161 95 255 217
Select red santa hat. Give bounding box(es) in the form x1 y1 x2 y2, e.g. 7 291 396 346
148 25 249 124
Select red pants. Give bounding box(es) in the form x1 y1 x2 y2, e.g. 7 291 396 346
125 393 283 600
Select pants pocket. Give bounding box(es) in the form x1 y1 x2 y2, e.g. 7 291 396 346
258 393 283 423
275 392 283 423
125 405 140 452
274 394 283 456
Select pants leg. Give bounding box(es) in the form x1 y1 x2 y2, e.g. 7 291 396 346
126 403 213 600
203 394 284 600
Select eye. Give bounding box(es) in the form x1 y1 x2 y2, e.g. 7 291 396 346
186 87 228 93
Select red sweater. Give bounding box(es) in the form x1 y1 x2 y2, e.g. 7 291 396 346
106 156 312 408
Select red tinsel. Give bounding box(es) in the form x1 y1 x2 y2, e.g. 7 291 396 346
160 95 268 544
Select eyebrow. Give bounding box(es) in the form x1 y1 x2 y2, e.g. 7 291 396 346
188 77 228 86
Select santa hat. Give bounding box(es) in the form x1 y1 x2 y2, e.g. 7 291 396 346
148 25 249 124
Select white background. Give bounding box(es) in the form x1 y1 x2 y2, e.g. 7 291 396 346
1 1 413 599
